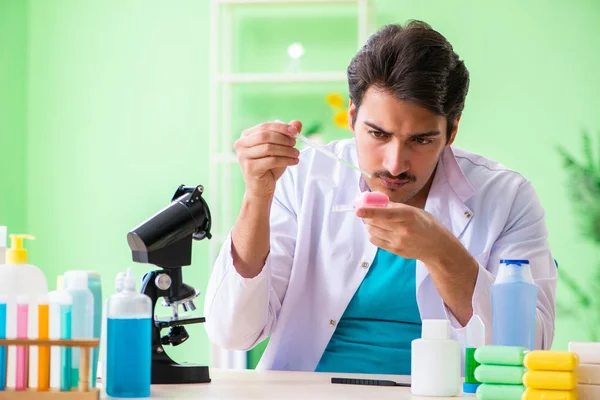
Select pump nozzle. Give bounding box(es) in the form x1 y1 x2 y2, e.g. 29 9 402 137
6 234 35 264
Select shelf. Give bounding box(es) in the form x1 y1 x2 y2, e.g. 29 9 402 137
217 0 359 4
217 72 347 84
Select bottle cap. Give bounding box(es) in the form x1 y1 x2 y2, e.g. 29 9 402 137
122 268 136 291
6 234 35 264
463 383 480 393
115 271 126 291
64 270 88 290
422 319 451 340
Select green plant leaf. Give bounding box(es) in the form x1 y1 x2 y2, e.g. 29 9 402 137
582 130 595 171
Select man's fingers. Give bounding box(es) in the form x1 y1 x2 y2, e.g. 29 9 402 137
243 143 300 160
242 121 299 138
288 120 302 135
356 204 413 220
245 156 299 174
366 224 393 237
237 131 297 149
367 234 392 250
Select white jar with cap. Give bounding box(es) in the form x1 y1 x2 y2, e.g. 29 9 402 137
411 319 461 397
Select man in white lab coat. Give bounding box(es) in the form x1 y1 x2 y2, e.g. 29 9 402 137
204 21 557 374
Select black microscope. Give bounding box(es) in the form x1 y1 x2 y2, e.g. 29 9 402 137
127 185 212 384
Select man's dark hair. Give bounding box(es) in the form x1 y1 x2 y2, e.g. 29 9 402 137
347 20 470 141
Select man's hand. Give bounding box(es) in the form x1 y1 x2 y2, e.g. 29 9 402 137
234 120 302 200
357 203 479 326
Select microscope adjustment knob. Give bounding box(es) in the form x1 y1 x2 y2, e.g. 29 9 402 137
156 273 172 291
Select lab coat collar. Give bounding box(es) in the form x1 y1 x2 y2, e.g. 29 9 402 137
417 146 476 311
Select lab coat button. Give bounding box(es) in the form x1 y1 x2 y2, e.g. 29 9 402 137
464 211 472 218
330 319 337 326
361 262 369 269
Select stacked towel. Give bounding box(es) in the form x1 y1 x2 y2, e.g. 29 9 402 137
522 350 578 400
473 346 527 400
569 342 600 400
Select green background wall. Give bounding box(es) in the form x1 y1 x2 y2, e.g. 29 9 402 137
1 0 599 369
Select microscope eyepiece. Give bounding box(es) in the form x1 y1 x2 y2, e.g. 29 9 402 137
127 185 211 268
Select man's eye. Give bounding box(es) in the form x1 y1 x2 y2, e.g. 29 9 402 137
369 130 387 139
414 137 433 145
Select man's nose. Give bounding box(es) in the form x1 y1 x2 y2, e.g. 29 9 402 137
382 144 409 177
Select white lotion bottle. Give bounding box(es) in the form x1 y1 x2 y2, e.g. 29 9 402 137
411 319 461 397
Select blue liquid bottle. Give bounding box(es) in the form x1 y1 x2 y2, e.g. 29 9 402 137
0 296 6 391
491 259 538 350
106 269 152 398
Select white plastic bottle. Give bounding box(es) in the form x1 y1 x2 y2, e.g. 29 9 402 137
0 227 6 264
106 269 152 398
100 271 125 387
0 234 48 388
63 271 94 389
48 276 73 391
411 319 461 397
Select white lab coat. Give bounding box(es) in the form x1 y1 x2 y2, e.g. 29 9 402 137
204 139 557 372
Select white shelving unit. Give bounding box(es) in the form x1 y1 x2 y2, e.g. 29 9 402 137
208 0 371 370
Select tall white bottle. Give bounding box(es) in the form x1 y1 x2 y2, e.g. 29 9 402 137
63 271 94 389
411 319 461 397
0 234 48 388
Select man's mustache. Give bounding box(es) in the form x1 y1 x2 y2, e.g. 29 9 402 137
373 171 416 182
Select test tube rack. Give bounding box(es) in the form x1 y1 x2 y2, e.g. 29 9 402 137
0 338 99 400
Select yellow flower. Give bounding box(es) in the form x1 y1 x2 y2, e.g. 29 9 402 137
326 93 344 109
333 110 348 128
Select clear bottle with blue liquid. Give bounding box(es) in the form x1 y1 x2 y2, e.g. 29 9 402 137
106 269 152 398
491 259 538 350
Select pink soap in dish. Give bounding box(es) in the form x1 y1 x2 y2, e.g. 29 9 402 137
353 191 389 208
332 191 389 212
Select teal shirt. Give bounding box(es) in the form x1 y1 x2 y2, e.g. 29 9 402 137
315 248 422 375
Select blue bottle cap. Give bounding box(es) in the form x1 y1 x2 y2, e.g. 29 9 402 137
463 382 480 393
500 259 530 266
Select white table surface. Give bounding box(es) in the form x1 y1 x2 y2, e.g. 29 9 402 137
103 368 474 399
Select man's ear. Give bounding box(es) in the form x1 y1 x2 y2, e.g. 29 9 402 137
348 100 356 135
446 115 461 146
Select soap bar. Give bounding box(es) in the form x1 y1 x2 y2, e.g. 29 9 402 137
474 345 528 366
353 191 389 208
523 370 578 390
524 351 580 371
476 383 525 400
569 342 600 364
474 365 526 385
578 383 600 400
576 364 600 385
523 388 577 400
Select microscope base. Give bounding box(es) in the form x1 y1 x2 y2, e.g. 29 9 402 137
152 363 211 384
